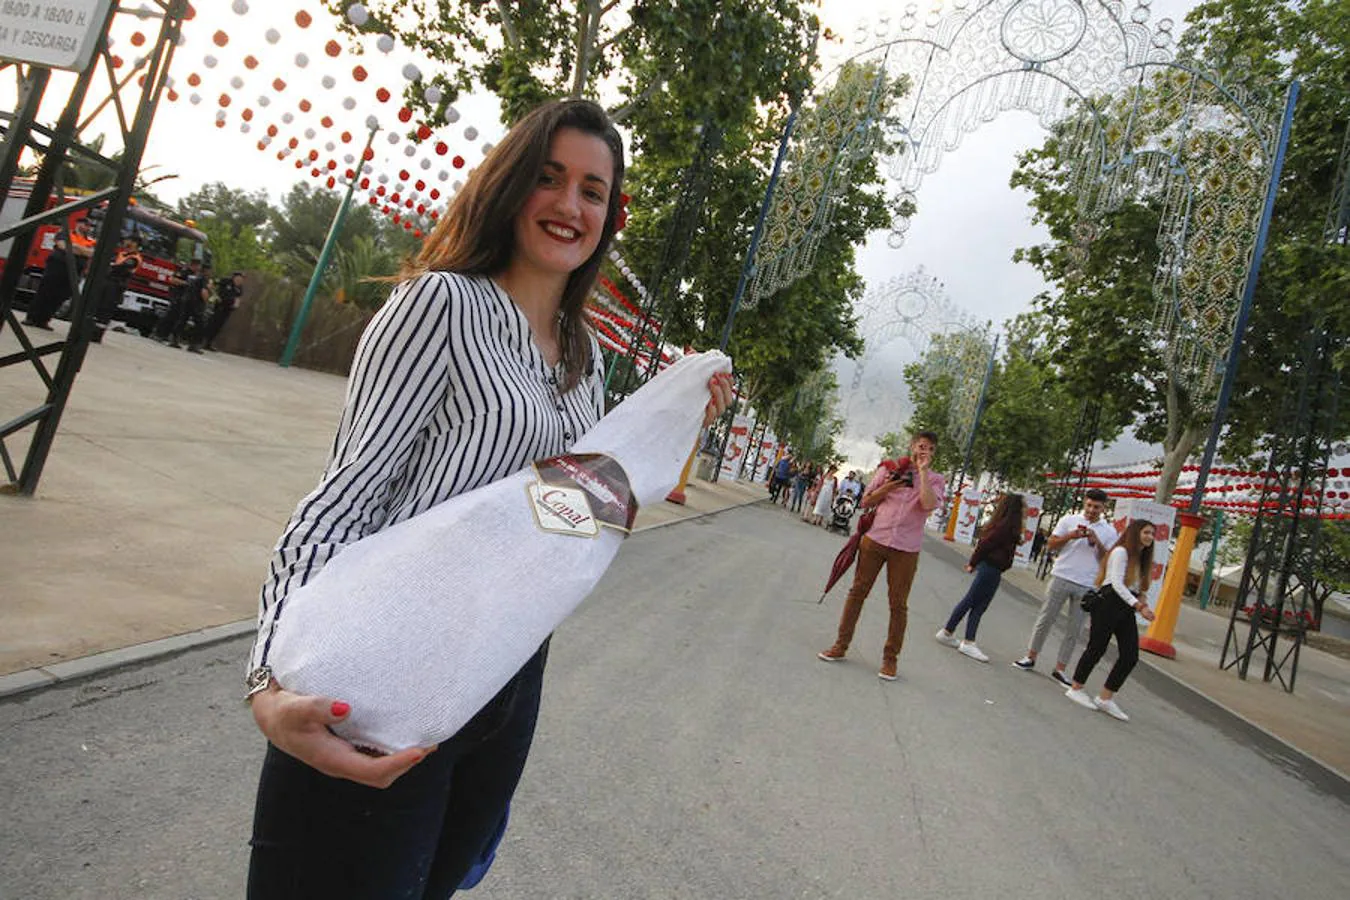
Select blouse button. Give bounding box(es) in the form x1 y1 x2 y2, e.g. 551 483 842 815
564 432 573 440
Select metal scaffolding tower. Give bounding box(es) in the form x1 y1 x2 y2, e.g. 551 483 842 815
1219 122 1350 691
0 1 187 496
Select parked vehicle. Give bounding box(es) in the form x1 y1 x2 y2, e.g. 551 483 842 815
0 180 210 326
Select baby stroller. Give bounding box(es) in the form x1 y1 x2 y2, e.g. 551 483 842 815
827 491 857 534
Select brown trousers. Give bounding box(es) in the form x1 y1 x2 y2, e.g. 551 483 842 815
834 535 920 662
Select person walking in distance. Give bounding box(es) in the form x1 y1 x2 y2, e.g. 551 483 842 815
935 492 1025 663
1012 488 1115 685
770 453 792 504
162 260 211 352
801 463 823 522
839 470 863 501
202 270 244 351
90 236 142 342
818 432 945 680
808 466 837 526
1064 519 1157 721
22 221 93 330
790 461 811 513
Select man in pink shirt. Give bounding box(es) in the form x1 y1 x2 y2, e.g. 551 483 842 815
818 431 945 680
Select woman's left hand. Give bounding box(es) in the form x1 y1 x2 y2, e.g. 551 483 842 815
703 372 735 427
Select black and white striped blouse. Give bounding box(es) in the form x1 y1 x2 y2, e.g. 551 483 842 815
250 271 605 671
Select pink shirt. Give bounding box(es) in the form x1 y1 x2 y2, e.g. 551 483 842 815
863 465 946 553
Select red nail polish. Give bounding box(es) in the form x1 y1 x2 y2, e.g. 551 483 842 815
331 701 350 717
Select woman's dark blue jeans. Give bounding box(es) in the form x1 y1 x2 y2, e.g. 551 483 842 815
944 561 1003 641
247 642 548 900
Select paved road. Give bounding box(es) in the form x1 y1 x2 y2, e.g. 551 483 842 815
3 503 1348 899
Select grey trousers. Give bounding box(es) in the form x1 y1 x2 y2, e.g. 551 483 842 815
1027 576 1091 668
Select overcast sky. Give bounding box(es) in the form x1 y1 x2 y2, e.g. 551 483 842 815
14 0 1201 471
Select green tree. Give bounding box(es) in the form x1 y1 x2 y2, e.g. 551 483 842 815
331 235 397 308
972 312 1087 490
875 431 907 460
1217 515 1348 629
1311 521 1350 629
326 2 878 410
1010 1 1350 505
901 343 961 475
1011 125 1200 501
323 1 815 127
768 369 845 466
197 220 280 276
1176 0 1350 451
623 59 901 427
269 182 420 300
177 182 275 240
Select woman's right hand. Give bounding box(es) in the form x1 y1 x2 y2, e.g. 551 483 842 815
249 682 435 789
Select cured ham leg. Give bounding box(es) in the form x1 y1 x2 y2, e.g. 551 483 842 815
265 351 732 752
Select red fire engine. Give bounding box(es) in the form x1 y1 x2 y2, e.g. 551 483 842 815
0 180 210 324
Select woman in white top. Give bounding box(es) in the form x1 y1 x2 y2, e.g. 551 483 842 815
1065 518 1158 721
244 99 732 898
809 467 838 525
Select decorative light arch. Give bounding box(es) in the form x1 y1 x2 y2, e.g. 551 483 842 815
750 0 1289 404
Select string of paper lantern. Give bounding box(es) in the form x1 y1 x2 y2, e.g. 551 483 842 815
592 276 673 364
152 4 486 233
1043 473 1346 518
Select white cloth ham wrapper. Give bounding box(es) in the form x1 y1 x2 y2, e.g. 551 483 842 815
264 350 732 752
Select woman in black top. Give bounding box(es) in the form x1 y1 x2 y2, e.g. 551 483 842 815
935 492 1026 662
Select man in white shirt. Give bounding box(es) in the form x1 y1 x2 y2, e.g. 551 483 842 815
1012 489 1117 685
839 471 863 500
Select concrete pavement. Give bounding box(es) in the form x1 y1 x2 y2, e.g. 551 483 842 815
988 544 1350 781
3 503 1347 899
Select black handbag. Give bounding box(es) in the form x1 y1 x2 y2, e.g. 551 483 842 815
1080 586 1108 613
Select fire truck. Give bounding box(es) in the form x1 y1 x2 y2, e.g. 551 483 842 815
0 180 210 326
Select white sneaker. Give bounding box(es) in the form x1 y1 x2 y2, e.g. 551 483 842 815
1093 696 1130 721
1065 687 1095 710
958 641 990 663
934 629 960 648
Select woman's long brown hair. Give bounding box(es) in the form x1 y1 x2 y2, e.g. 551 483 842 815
403 99 625 392
1096 518 1156 593
980 492 1025 543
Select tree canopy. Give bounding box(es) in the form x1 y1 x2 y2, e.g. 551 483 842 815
174 180 419 304
996 0 1350 503
322 2 885 456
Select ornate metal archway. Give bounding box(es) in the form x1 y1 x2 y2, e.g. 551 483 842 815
840 265 992 463
747 0 1290 413
846 265 963 396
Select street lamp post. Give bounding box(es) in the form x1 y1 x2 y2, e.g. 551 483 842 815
279 123 380 368
943 333 998 542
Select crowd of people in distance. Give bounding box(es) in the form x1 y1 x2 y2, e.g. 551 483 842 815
767 454 865 529
149 262 245 354
21 220 244 353
802 438 1158 722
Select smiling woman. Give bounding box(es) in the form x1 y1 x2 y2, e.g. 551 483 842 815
243 99 734 898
